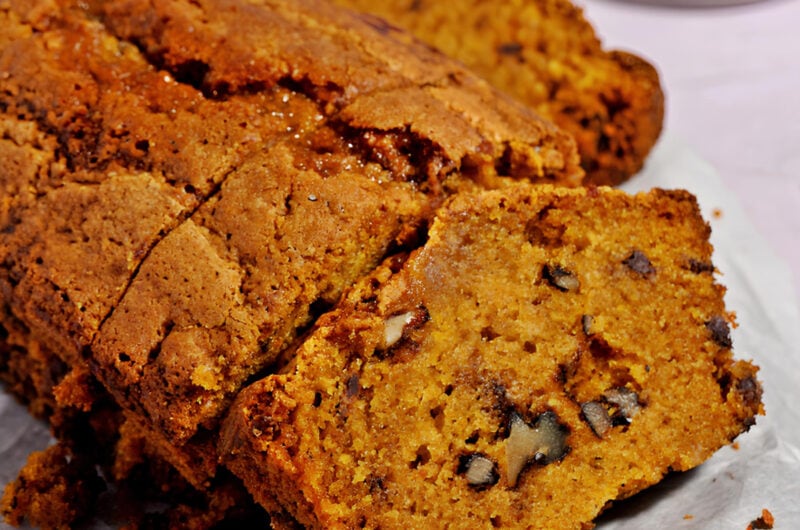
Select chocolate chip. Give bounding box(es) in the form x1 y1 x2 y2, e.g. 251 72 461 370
543 264 580 292
497 42 523 55
623 250 655 277
706 315 732 348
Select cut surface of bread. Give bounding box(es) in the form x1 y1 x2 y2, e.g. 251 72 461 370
222 184 762 529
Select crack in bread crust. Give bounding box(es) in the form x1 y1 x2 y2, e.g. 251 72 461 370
1 0 584 493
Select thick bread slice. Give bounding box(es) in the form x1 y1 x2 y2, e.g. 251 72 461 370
222 184 762 529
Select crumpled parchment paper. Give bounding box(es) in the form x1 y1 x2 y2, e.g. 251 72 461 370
2 133 799 529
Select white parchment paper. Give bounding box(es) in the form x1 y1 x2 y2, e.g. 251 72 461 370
1 133 799 528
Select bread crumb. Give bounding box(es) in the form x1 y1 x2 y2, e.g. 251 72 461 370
712 208 723 219
746 508 775 530
683 514 694 520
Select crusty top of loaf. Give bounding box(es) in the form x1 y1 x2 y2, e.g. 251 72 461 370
1 0 581 444
335 0 664 186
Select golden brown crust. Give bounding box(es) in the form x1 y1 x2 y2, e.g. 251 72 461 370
334 0 665 185
1 0 585 524
222 184 761 529
1 0 581 450
0 1 759 528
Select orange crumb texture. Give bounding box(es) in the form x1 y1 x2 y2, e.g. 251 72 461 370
221 186 764 528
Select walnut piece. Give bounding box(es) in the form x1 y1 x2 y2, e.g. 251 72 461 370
543 265 580 292
383 311 415 348
505 412 568 487
605 387 641 421
458 453 499 489
623 250 655 277
581 401 612 438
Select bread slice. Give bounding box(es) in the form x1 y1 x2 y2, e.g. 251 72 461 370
0 310 269 529
334 0 665 185
221 184 762 528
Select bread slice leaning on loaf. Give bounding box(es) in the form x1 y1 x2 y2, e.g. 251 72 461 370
221 184 762 529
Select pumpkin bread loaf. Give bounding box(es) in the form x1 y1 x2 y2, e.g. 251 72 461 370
1 1 760 528
221 184 762 529
334 0 665 185
0 0 579 463
1 0 582 524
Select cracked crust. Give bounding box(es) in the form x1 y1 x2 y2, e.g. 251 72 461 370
0 1 755 528
1 0 582 450
334 0 665 185
221 184 762 528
